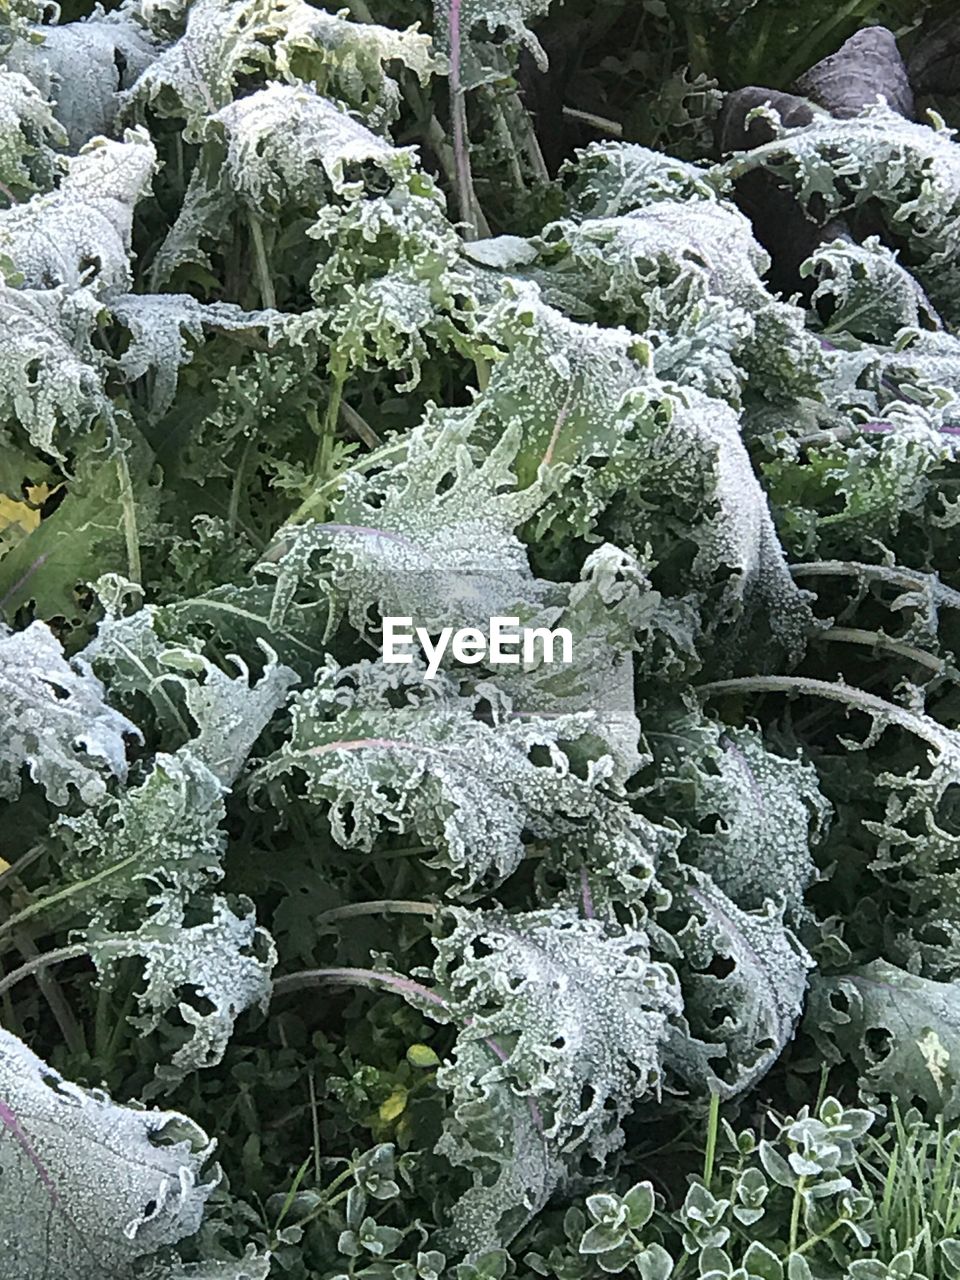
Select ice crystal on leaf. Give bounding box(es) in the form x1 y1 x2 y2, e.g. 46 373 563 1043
0 619 139 805
0 127 155 294
6 6 156 148
0 1028 217 1279
664 868 813 1098
402 905 681 1249
88 894 276 1080
0 68 65 193
257 657 619 888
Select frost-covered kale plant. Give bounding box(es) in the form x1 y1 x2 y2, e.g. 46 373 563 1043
3 0 960 1276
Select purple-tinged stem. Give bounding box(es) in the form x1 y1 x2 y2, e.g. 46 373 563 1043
579 867 595 920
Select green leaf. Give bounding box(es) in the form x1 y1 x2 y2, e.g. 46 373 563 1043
0 1028 217 1279
0 618 139 805
807 959 960 1117
256 656 619 888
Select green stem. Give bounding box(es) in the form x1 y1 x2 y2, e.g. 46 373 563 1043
795 1214 847 1256
115 447 141 593
314 900 438 927
228 434 255 538
789 1175 807 1253
11 927 85 1058
819 625 946 674
0 944 89 999
248 214 276 310
288 438 407 525
94 979 113 1062
562 106 623 137
703 1091 720 1190
312 373 345 486
0 854 139 946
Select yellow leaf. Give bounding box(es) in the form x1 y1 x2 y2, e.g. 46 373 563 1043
378 1086 407 1123
0 493 41 535
407 1043 440 1069
0 856 9 874
25 482 60 507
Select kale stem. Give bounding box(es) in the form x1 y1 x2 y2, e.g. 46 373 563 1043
819 625 945 674
0 944 89 999
312 373 345 487
289 438 407 524
228 434 254 539
273 965 448 1008
11 927 86 1058
115 446 142 595
313 900 438 926
0 853 139 946
700 675 955 756
248 214 276 310
448 0 483 239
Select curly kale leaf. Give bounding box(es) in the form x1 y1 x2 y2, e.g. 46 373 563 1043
808 960 960 1118
801 236 941 343
0 620 140 805
0 1029 217 1279
561 140 718 221
155 83 421 279
56 749 228 929
721 105 960 319
256 657 619 888
269 0 438 128
89 894 276 1081
649 710 830 918
404 906 680 1250
127 0 436 137
0 281 106 457
533 202 826 400
260 409 552 637
0 68 65 195
108 293 280 420
433 0 553 85
6 7 156 148
0 127 156 295
124 0 275 138
663 868 813 1099
612 388 816 662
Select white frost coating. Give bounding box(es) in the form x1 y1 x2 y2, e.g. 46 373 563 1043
0 1028 217 1279
89 894 277 1078
158 639 298 786
109 293 281 418
666 868 813 1098
269 0 437 127
6 8 157 147
410 906 681 1249
722 104 960 310
0 620 140 805
0 68 65 191
214 83 417 202
432 0 553 76
0 281 106 457
262 410 551 637
0 127 156 294
257 656 616 887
